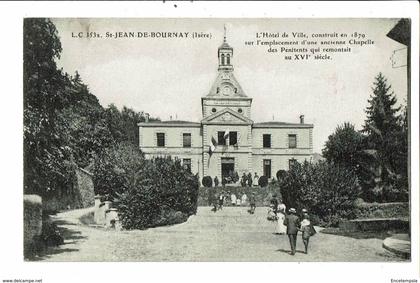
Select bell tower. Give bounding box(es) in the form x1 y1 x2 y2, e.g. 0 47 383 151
201 26 252 119
218 25 234 71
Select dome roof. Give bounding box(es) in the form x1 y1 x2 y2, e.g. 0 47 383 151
219 41 233 50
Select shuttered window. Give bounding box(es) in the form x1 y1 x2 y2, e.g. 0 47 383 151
183 133 191 148
288 134 297 148
156 133 165 147
229 132 238 146
263 134 271 148
218 131 226 145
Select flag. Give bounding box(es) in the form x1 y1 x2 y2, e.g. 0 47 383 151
223 130 230 140
209 136 217 156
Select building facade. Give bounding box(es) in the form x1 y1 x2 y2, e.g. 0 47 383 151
138 36 314 183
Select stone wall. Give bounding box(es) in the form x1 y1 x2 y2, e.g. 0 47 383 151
75 168 95 208
23 194 42 256
43 167 95 211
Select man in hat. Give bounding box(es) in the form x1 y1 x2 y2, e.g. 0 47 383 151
283 208 300 255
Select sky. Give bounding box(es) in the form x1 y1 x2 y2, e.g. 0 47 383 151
53 18 408 153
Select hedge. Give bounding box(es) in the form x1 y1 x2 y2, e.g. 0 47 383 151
353 200 409 219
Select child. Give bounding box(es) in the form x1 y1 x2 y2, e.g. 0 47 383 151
299 215 314 254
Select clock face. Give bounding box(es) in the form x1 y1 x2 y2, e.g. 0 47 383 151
222 86 232 96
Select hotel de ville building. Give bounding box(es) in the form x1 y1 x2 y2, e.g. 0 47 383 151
138 34 314 183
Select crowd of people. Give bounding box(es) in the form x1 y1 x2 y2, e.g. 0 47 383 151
212 172 261 187
210 191 251 211
209 192 316 255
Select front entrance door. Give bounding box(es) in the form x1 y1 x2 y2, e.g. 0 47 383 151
221 157 235 183
263 159 271 178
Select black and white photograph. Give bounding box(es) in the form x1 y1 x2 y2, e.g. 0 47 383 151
1 2 419 283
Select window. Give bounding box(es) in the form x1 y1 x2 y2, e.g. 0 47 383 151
229 132 238 146
183 159 192 172
263 134 271 148
183 133 191 148
218 131 226 145
221 54 225 65
156 133 165 147
226 54 230 65
263 159 271 178
289 159 297 170
212 108 217 113
288 134 297 148
238 108 243 113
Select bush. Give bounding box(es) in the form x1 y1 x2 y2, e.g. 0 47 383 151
117 156 199 230
202 176 213 187
353 201 409 219
276 170 287 182
279 160 361 227
258 176 268 187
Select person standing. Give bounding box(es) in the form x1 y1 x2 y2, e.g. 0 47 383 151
241 173 247 187
214 176 219 187
218 192 225 210
275 202 287 234
231 192 237 206
299 214 314 254
283 208 300 255
212 192 218 212
253 173 259 186
247 172 253 186
249 193 256 214
241 192 248 206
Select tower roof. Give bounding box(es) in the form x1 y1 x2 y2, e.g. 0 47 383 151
206 72 248 98
219 41 233 50
206 26 247 98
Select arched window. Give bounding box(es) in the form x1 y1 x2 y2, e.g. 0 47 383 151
226 54 230 65
221 54 225 65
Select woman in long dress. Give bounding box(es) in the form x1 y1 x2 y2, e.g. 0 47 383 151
275 203 287 234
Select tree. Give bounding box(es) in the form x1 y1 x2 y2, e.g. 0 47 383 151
23 18 76 196
279 161 360 226
59 73 115 168
322 122 370 194
323 122 364 169
104 104 158 146
361 73 408 201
